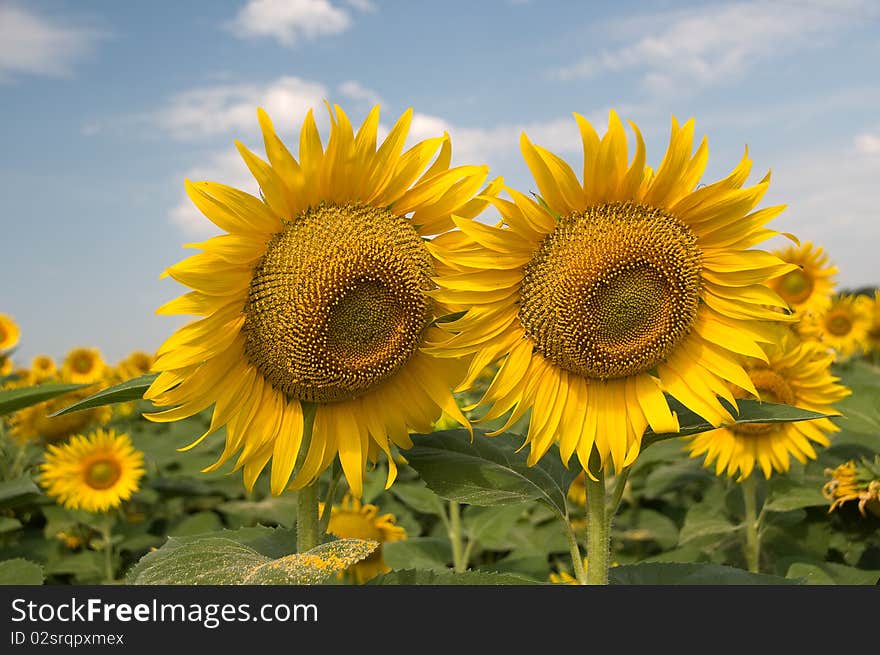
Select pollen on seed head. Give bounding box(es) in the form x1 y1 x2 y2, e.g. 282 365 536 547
518 201 703 380
243 203 434 403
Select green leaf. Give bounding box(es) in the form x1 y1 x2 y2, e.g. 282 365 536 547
0 558 44 585
168 511 224 536
763 480 829 513
786 562 880 585
404 429 579 517
678 502 738 546
644 398 835 447
383 538 451 571
463 505 525 548
0 477 42 509
0 517 23 534
370 569 540 585
389 482 446 516
609 562 800 585
216 495 300 528
128 536 378 585
49 373 158 416
0 382 87 417
615 508 679 549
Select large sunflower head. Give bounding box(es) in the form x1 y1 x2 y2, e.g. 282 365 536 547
687 329 850 480
323 493 407 584
0 314 20 352
40 428 145 513
146 104 500 497
428 111 796 474
802 293 872 359
62 347 107 384
768 241 837 319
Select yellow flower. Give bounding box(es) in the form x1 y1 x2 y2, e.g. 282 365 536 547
0 355 11 377
0 314 20 351
428 111 795 473
146 105 500 498
116 350 154 380
324 493 406 583
867 291 880 353
55 531 83 550
768 241 837 319
30 355 58 383
40 428 145 513
567 472 587 507
823 458 880 518
803 294 872 359
10 386 112 444
62 347 107 384
687 329 849 479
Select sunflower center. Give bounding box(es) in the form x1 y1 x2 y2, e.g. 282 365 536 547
518 201 702 380
732 369 796 436
73 355 93 374
826 313 852 336
777 268 814 305
84 458 122 490
243 203 433 403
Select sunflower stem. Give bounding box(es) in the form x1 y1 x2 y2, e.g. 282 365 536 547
99 515 115 584
585 466 609 585
742 475 761 573
448 500 467 573
295 403 320 554
564 522 587 585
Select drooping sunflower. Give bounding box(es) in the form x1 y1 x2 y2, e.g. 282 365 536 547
323 493 407 584
803 293 872 359
428 111 795 473
768 241 837 319
146 105 500 497
40 428 145 512
687 329 849 479
822 457 880 518
0 314 20 352
62 347 107 384
30 355 58 383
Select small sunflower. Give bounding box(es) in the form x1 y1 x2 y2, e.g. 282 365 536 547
822 458 880 518
0 314 20 351
866 290 880 354
30 355 58 383
62 347 107 384
323 493 406 583
147 104 500 497
687 330 849 479
116 350 154 381
40 428 145 512
769 241 837 319
804 294 872 359
429 111 795 473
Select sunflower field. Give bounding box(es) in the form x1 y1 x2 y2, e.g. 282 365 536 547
1 107 879 587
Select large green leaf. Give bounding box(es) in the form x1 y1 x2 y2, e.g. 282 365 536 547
763 479 829 513
404 429 579 516
678 502 739 546
643 398 835 447
49 373 158 416
609 562 800 585
786 562 880 585
0 477 42 510
383 538 451 572
370 569 540 585
128 536 377 585
0 382 87 417
0 558 44 585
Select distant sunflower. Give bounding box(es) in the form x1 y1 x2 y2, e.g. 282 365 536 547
30 355 58 382
62 347 106 384
805 294 871 358
116 351 154 380
866 291 880 354
146 104 500 497
40 429 145 512
769 242 837 319
0 314 20 351
822 458 880 518
687 330 849 479
429 111 794 473
323 493 407 583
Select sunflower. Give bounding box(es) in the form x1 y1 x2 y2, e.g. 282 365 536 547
0 314 20 351
768 241 837 319
116 350 154 381
822 458 880 518
323 493 407 583
30 355 58 383
866 291 880 354
428 111 795 473
804 294 871 359
40 428 145 512
0 355 11 377
62 347 107 384
146 104 500 497
687 329 849 479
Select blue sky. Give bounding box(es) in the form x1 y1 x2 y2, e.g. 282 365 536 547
1 0 878 365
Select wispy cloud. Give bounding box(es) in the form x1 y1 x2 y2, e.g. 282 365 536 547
854 132 880 155
227 0 372 47
338 80 384 109
0 3 103 82
553 1 865 93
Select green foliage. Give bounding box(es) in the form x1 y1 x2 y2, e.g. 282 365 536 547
0 558 44 584
370 569 540 585
49 374 158 417
609 562 800 585
0 383 87 417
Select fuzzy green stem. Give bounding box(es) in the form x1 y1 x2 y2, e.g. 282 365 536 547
585 467 609 585
565 522 587 585
295 403 320 553
448 501 467 572
742 475 761 573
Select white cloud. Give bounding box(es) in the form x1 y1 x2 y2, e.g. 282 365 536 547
156 76 329 140
228 0 353 46
854 132 880 155
338 80 383 109
553 1 862 92
344 0 376 12
0 3 101 82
